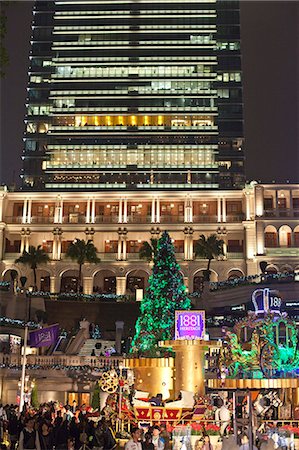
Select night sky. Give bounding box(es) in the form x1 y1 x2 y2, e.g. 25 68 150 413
0 1 298 187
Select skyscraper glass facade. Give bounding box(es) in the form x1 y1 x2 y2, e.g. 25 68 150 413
23 0 244 191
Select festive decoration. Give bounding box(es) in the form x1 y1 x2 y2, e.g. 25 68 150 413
31 380 39 408
130 231 191 356
221 310 299 378
91 324 101 339
100 370 120 393
91 381 100 410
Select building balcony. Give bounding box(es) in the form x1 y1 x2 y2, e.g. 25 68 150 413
263 208 299 218
265 247 299 256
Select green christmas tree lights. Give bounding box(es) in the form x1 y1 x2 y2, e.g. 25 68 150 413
130 231 191 356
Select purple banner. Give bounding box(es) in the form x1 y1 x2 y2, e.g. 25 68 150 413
175 310 205 340
29 324 59 348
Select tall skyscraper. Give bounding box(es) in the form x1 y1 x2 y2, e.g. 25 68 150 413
23 0 244 191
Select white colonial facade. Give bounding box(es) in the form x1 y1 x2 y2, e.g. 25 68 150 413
0 182 299 296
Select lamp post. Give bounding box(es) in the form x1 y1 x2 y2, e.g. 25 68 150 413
19 286 33 414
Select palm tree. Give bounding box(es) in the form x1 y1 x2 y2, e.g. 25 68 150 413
15 245 50 291
66 239 100 294
194 234 224 281
139 238 158 262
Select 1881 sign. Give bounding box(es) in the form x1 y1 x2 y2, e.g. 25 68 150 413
175 310 205 340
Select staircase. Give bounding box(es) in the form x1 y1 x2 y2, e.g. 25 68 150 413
78 339 115 357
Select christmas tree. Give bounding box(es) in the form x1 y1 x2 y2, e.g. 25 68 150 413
130 231 191 356
31 381 39 409
91 381 100 410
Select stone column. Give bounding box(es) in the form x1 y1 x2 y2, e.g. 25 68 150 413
20 229 26 254
59 199 63 223
115 321 124 355
156 198 160 223
122 232 127 260
117 234 122 260
217 197 221 222
27 199 32 224
255 185 264 217
53 228 63 260
256 221 265 255
222 197 226 222
50 276 59 294
83 276 93 295
86 199 91 224
245 192 251 220
151 198 156 223
25 229 30 252
22 199 28 224
118 199 123 223
116 277 126 295
123 199 128 223
289 190 293 213
244 222 256 260
91 199 96 223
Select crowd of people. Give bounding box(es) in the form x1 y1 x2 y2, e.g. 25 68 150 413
0 402 118 450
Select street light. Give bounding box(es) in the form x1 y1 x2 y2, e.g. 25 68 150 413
19 286 33 414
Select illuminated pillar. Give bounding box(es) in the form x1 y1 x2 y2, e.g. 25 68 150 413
0 226 4 259
22 199 28 224
151 198 156 223
116 277 126 295
184 197 193 223
255 185 264 217
59 199 63 223
184 234 189 260
118 199 123 223
91 199 96 223
20 229 26 254
25 230 30 252
217 197 221 222
27 199 32 224
122 234 127 260
50 276 58 294
189 232 194 259
117 235 122 260
123 199 128 223
256 221 265 255
246 193 251 220
83 276 93 295
222 197 226 222
244 223 256 260
156 198 160 223
86 199 91 223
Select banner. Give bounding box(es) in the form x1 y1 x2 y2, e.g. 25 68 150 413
29 324 59 348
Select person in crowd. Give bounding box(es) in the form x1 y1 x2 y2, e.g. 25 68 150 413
239 434 257 450
38 422 54 450
201 435 213 450
79 404 87 422
69 417 81 450
64 405 74 423
7 408 19 450
18 417 41 450
125 427 142 450
151 426 165 450
142 432 154 450
159 424 170 450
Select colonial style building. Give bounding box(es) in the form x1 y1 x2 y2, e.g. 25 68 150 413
1 183 299 297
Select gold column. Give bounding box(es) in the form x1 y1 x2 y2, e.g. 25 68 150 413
160 340 220 396
124 357 174 400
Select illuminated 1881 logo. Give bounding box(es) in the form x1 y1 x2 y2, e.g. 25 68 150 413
175 310 205 340
252 288 282 315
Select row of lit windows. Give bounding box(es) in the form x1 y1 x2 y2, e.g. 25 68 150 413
51 114 214 128
55 10 217 17
45 147 216 170
54 64 214 77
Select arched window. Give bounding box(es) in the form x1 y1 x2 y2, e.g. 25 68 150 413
264 225 278 248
